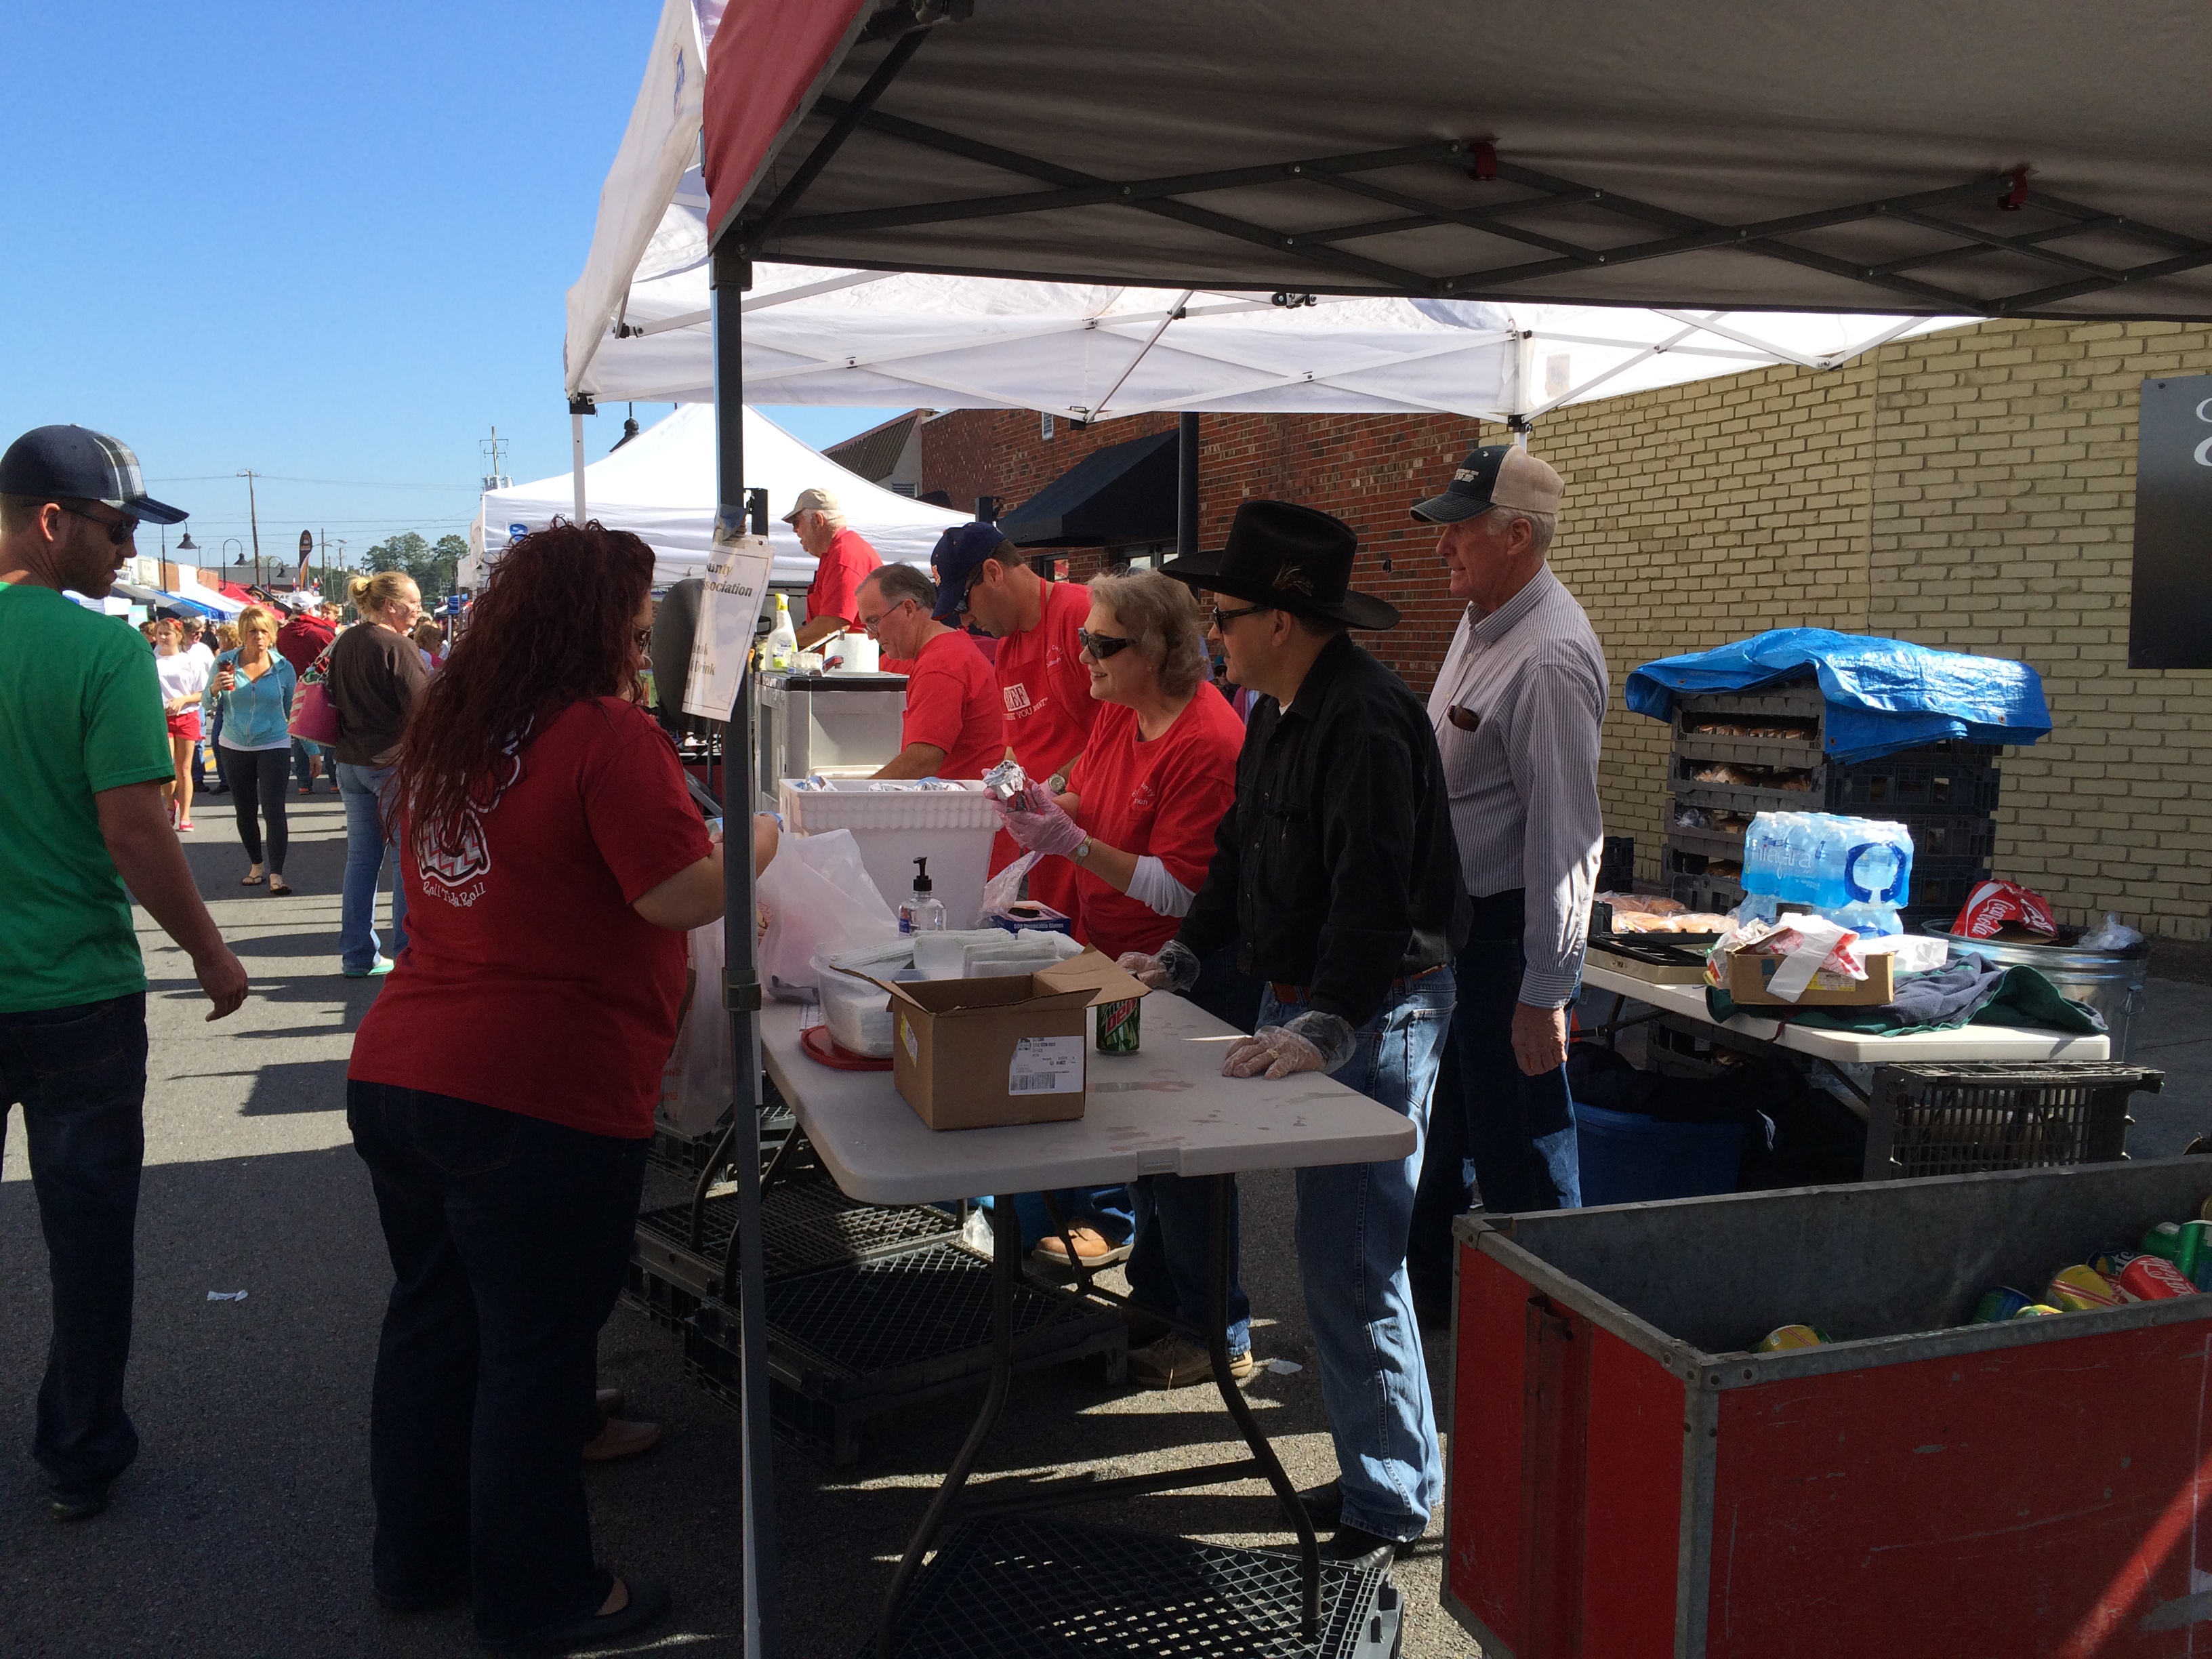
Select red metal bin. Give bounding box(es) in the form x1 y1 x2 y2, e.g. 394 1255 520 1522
1446 1159 2212 1658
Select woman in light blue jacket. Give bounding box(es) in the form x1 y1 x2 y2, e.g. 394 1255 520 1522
203 604 300 894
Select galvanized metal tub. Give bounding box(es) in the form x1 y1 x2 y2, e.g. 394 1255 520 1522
1921 924 2152 1059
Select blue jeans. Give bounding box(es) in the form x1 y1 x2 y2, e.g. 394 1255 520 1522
1273 969 1455 1542
1452 889 1581 1214
338 761 407 972
348 1080 648 1643
0 994 148 1496
1127 1174 1250 1357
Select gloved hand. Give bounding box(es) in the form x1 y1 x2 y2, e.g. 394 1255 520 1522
1117 937 1202 992
994 790 1088 858
1223 1025 1328 1080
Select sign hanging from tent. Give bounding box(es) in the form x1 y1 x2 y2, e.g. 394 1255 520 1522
682 526 775 721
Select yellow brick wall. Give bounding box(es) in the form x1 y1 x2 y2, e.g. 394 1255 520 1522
1532 319 2212 943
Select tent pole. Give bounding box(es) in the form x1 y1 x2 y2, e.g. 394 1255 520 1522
1176 412 1200 556
712 243 777 1659
568 395 596 522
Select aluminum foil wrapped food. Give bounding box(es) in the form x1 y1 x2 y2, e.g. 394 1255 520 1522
981 757 1040 808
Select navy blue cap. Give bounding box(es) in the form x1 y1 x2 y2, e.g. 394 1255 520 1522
0 425 187 525
928 521 1018 621
1409 443 1561 525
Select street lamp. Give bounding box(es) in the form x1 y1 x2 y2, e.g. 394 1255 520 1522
222 538 244 590
177 530 199 581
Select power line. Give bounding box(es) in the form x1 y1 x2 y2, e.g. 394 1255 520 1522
144 473 480 493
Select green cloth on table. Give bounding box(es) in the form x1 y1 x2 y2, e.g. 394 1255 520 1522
1706 962 2106 1037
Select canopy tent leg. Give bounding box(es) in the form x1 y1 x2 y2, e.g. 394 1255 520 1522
712 243 779 1659
1176 412 1200 556
568 395 595 522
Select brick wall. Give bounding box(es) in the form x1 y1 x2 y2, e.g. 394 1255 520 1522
919 321 2212 941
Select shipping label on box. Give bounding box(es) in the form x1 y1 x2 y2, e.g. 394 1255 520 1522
864 949 1150 1130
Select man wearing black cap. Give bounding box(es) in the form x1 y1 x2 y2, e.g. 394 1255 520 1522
1124 499 1468 1572
0 426 249 1523
1406 445 1605 1264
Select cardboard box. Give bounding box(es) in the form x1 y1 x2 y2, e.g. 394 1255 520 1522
865 949 1153 1130
1725 950 1896 1007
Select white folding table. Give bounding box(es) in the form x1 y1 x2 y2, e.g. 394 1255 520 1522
758 991 1418 1654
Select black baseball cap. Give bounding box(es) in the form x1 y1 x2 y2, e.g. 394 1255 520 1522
928 521 1020 622
0 426 188 525
1408 443 1562 525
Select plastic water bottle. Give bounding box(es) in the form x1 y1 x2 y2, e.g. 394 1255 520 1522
1822 900 1903 938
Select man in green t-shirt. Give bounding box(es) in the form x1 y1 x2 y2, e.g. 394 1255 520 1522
0 426 249 1525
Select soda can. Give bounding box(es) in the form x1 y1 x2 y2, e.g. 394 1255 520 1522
2118 1255 2198 1302
1754 1324 1830 1353
2089 1248 2139 1281
2046 1265 2127 1312
1095 997 1141 1054
2199 1192 2212 1225
2141 1221 2190 1266
1971 1286 2034 1324
2184 1221 2212 1290
2011 1303 2064 1318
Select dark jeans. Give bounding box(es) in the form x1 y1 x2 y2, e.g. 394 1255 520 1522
0 994 147 1496
1410 890 1581 1308
225 747 291 874
347 1081 647 1643
1123 941 1264 1351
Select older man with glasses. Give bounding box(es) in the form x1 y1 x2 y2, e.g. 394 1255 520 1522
855 562 1000 781
0 426 250 1523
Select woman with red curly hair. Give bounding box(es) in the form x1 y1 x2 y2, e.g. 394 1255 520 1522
346 522 722 1652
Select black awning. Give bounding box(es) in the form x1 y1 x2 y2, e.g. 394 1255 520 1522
997 429 1176 548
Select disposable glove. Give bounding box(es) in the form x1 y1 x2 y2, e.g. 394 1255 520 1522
1221 1010 1355 1079
1116 937 1200 992
993 791 1088 858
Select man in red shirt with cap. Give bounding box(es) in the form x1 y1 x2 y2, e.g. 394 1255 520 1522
857 564 1000 779
785 487 882 651
928 523 1097 917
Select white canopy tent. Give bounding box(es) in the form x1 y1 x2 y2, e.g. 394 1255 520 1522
561 0 1965 432
465 403 967 591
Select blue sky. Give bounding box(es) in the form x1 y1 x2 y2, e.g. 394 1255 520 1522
0 3 895 571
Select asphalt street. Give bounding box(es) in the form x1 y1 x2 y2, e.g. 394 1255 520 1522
3 794 2207 1658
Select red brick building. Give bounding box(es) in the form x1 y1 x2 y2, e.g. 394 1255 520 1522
919 409 1490 696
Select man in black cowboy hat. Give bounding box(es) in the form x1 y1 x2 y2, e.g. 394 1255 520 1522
1122 499 1467 1572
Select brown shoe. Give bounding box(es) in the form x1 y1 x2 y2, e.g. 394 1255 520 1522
583 1418 662 1462
595 1386 626 1420
1128 1335 1256 1391
1031 1225 1132 1270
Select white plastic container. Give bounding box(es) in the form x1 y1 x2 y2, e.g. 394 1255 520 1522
777 779 1002 930
813 941 914 1058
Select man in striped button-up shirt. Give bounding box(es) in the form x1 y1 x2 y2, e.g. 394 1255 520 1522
1410 445 1607 1229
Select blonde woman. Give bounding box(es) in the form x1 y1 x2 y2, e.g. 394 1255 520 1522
151 618 209 830
327 571 428 976
204 605 298 893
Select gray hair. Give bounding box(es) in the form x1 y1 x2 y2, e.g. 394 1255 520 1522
1086 569 1209 697
1486 503 1557 557
863 562 936 611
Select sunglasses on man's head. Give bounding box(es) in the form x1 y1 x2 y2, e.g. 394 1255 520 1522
1077 628 1133 659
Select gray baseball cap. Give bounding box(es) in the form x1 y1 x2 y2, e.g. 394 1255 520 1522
0 425 188 524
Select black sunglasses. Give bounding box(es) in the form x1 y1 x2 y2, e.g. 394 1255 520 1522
1077 628 1134 659
1209 604 1267 632
58 504 139 546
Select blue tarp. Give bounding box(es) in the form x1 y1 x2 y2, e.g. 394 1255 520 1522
1626 629 2052 764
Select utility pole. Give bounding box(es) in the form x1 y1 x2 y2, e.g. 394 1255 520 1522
238 470 263 588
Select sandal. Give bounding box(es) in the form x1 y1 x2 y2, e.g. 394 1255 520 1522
241 872 266 887
268 877 293 897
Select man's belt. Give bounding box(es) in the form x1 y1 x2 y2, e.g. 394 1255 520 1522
1267 964 1445 1005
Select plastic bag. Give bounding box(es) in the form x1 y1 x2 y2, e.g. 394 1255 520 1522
757 829 900 999
980 851 1041 920
2081 912 2147 951
659 920 733 1134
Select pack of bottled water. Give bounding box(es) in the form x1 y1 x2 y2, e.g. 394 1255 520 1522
1738 811 1914 937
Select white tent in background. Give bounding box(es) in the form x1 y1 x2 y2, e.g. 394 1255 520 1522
468 404 967 591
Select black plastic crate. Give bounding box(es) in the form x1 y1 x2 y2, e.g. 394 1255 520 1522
1866 1062 2164 1181
623 1258 702 1334
1826 745 2002 814
879 1515 1402 1659
685 1240 1127 1466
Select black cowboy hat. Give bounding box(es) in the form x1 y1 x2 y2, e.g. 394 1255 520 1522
1158 499 1399 630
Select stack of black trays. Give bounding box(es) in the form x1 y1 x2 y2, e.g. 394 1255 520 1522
1662 675 1999 933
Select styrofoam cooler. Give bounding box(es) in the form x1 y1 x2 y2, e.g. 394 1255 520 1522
776 779 1001 930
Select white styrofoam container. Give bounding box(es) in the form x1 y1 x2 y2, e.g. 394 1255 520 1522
777 779 1002 930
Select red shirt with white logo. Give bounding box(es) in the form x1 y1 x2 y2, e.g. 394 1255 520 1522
989 579 1099 905
1063 684 1244 960
804 527 883 632
901 629 1002 778
348 697 710 1138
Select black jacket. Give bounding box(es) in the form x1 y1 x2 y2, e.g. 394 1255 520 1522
1177 634 1469 1026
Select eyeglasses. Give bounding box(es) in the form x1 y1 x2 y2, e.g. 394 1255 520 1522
951 568 985 615
857 598 910 636
57 504 139 546
1209 604 1267 632
1446 705 1482 733
1076 628 1133 660
632 627 653 650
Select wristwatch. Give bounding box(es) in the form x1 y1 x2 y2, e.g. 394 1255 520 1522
1073 837 1094 864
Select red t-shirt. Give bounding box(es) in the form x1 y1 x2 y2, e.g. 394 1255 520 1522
275 613 337 680
349 698 711 1139
804 527 882 631
1063 684 1244 959
901 629 1002 778
989 579 1099 906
